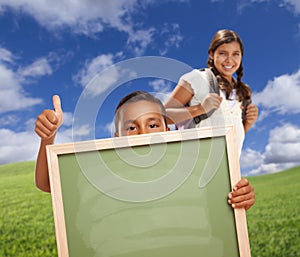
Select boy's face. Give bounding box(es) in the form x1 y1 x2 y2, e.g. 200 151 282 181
114 100 169 137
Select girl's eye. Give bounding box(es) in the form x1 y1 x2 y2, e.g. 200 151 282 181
219 51 225 55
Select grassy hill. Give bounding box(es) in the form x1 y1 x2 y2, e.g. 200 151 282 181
0 161 299 257
0 162 57 257
247 166 300 256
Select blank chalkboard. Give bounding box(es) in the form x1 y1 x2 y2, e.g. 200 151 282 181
47 126 251 257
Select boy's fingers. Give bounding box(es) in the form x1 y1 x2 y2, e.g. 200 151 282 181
35 116 57 139
52 95 62 114
233 178 249 190
52 95 63 127
229 189 255 203
34 95 62 140
230 198 255 210
44 110 58 125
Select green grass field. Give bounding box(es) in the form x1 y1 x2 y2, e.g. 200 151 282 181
0 162 57 257
247 166 300 257
0 161 299 257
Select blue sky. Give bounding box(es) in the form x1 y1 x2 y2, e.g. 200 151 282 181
0 0 299 176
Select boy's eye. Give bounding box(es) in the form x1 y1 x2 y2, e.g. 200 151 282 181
127 125 137 131
149 123 159 129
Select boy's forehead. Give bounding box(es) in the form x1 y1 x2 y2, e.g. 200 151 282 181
119 100 163 119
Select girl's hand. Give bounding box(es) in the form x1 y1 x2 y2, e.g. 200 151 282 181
228 178 255 211
202 93 223 113
244 103 258 127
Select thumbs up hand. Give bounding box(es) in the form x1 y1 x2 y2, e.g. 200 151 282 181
35 95 63 141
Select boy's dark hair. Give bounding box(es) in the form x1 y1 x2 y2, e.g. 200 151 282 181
114 91 168 132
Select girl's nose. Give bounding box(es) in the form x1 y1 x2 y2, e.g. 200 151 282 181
225 55 233 62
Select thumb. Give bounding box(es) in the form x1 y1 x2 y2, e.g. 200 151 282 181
52 95 62 114
52 95 63 126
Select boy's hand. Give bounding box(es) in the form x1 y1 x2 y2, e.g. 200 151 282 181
228 178 255 211
35 95 63 141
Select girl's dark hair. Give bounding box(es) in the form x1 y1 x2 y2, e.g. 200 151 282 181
207 29 251 102
114 90 168 131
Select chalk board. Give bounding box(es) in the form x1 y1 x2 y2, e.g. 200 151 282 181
47 126 251 257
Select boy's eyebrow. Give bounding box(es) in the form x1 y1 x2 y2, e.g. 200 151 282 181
146 117 163 122
122 117 163 126
123 120 135 126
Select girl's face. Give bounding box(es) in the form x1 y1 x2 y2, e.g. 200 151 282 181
210 41 242 82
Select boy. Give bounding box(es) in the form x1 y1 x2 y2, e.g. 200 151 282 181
34 91 254 210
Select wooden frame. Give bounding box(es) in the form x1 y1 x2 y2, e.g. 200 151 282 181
47 126 251 257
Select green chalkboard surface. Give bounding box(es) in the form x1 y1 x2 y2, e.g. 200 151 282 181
47 126 251 257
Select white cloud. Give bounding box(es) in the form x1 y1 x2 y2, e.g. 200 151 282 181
242 123 300 176
236 0 300 15
0 128 70 165
0 1 158 57
0 1 185 57
149 79 172 93
0 63 42 113
127 28 156 56
0 47 63 163
281 0 300 14
149 79 174 104
0 128 40 164
253 69 300 115
18 58 52 77
62 112 74 127
0 0 138 35
68 125 91 138
246 70 300 175
264 124 300 163
0 114 20 126
0 112 80 165
103 121 115 136
0 47 62 114
159 23 183 56
73 53 123 97
74 54 115 87
247 162 296 176
240 148 264 169
0 47 13 63
74 53 144 98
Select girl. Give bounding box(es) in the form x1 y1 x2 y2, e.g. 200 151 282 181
164 29 258 210
165 29 258 156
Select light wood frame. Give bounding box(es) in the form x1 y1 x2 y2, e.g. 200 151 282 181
46 125 251 257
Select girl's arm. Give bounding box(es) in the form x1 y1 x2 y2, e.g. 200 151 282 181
165 80 222 124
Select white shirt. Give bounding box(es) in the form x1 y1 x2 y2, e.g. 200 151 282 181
179 69 245 156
